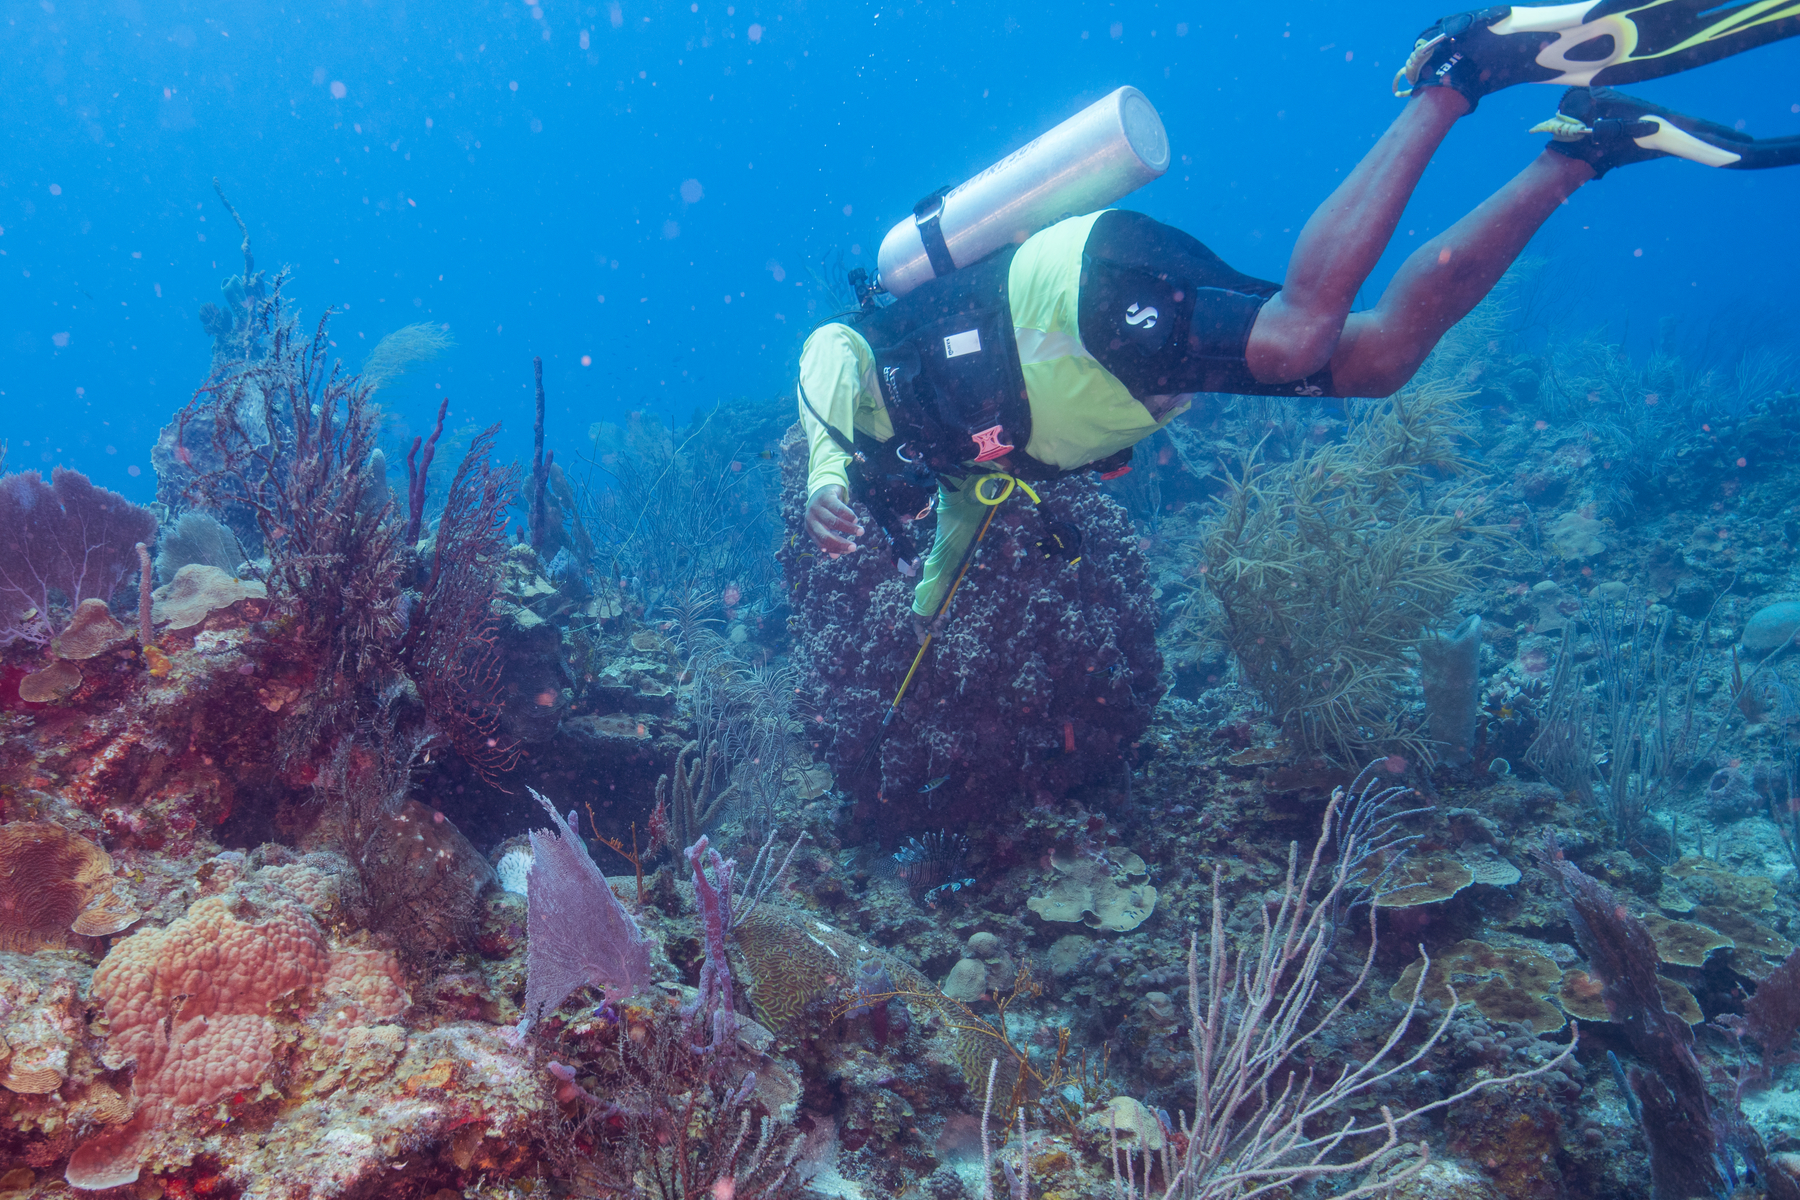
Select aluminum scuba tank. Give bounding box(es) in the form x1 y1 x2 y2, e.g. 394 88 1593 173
875 86 1170 299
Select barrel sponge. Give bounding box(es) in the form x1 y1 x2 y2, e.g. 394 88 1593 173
89 886 328 1110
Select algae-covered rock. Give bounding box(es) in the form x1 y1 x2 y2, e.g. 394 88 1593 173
776 423 1164 826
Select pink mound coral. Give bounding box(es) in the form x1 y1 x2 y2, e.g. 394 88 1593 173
67 877 329 1189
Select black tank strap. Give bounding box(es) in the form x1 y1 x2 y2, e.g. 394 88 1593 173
912 189 957 279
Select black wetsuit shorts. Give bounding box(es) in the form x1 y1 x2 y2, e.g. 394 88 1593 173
1077 209 1334 399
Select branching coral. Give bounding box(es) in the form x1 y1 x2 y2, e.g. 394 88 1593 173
655 605 803 847
405 422 522 783
1193 382 1509 763
174 274 405 760
1088 767 1575 1200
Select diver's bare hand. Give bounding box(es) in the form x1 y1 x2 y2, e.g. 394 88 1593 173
805 485 863 556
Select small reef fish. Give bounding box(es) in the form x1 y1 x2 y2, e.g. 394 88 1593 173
918 776 949 793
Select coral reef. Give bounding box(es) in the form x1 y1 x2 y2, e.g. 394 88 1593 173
14 227 1800 1200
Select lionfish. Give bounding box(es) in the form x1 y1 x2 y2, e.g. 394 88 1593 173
883 831 974 907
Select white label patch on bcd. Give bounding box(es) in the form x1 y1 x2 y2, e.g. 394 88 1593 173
943 329 982 358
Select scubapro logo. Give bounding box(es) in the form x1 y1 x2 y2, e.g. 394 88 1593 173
1125 302 1158 329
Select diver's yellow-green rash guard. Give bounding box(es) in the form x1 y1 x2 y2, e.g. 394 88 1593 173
796 211 1191 616
797 323 892 498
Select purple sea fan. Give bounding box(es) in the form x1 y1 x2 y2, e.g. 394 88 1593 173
0 468 157 646
521 787 654 1032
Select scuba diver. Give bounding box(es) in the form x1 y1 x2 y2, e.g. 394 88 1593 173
797 1 1800 644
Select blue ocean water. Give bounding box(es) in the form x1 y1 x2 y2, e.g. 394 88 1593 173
3 0 1795 501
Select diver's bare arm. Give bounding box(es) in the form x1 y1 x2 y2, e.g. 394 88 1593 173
1325 150 1592 396
1244 86 1468 383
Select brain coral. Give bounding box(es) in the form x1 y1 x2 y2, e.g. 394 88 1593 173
92 887 327 1106
0 821 140 951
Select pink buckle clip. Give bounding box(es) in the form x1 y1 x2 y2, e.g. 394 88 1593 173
970 425 1014 462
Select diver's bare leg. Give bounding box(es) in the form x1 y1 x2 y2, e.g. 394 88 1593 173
1245 87 1470 383
1326 150 1593 396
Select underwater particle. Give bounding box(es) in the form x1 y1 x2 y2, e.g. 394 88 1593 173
680 178 703 203
330 80 347 98
17 659 82 703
